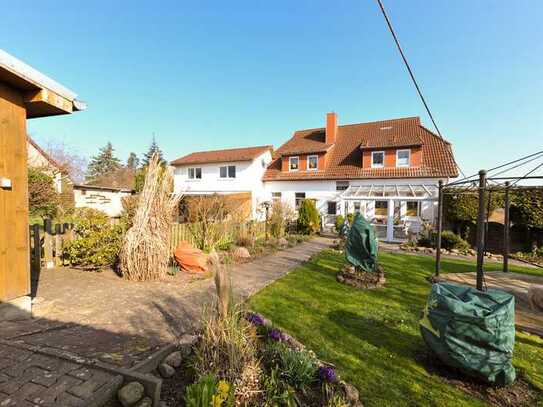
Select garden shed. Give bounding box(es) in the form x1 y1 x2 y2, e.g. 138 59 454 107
0 49 85 320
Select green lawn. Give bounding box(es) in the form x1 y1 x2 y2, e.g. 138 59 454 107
248 250 543 407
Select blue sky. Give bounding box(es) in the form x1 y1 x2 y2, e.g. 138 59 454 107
2 0 542 177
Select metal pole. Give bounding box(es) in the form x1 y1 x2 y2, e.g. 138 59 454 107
503 181 510 273
435 180 444 276
476 170 487 291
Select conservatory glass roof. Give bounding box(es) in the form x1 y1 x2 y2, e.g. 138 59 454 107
339 184 438 200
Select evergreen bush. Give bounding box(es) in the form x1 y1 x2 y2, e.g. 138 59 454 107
297 199 320 235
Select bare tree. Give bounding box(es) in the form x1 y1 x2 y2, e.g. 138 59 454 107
43 139 88 183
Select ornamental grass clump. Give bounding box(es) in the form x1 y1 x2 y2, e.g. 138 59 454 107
119 154 181 281
193 265 261 404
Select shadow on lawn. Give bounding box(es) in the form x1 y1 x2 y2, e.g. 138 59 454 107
327 309 421 356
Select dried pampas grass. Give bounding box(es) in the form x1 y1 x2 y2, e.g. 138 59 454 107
119 154 181 281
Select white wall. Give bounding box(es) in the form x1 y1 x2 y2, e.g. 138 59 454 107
74 188 132 218
172 151 272 219
27 141 63 193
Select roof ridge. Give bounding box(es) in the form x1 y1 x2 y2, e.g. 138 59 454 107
294 116 421 134
183 144 273 155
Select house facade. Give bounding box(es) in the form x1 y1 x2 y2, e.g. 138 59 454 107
27 136 74 208
74 167 136 218
170 113 457 242
171 145 273 219
262 113 458 241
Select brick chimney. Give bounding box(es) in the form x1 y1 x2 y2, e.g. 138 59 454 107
326 112 338 144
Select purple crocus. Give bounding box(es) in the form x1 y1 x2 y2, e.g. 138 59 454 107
318 366 337 383
246 313 264 326
268 328 284 342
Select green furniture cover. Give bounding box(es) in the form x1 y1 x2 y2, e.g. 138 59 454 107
420 282 516 385
345 213 378 272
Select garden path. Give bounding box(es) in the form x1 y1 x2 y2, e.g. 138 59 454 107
0 236 334 370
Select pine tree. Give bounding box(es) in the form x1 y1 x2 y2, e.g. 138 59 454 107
85 142 122 181
142 135 166 167
127 152 139 169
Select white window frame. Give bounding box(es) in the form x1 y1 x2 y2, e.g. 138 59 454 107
405 201 420 217
396 149 411 168
307 155 318 171
371 151 385 168
219 165 236 179
272 192 282 202
188 167 202 180
289 156 299 172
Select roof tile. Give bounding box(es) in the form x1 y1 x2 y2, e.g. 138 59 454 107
171 145 272 166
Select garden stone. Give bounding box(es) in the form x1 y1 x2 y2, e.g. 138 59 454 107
233 246 251 259
528 285 543 312
341 382 360 403
159 363 175 378
208 250 220 266
278 237 288 247
179 334 198 355
135 397 153 407
163 350 182 368
118 381 145 407
450 249 459 254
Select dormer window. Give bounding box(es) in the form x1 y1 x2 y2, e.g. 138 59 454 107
307 155 318 171
396 149 410 167
289 156 299 171
371 151 385 168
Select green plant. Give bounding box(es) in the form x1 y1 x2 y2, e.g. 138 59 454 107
28 167 59 219
185 374 234 407
417 236 433 248
334 215 345 233
262 367 299 407
63 208 125 267
346 213 354 225
269 201 295 239
262 340 317 391
297 199 321 235
440 230 470 251
193 266 262 405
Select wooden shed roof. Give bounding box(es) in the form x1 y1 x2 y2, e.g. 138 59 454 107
0 49 85 118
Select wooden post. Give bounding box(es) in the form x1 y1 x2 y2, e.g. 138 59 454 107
31 224 41 275
503 182 510 273
435 180 444 276
54 223 62 267
476 170 487 291
43 219 54 269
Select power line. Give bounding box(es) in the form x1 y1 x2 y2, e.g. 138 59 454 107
375 0 466 178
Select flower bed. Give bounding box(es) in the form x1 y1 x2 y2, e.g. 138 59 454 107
157 311 362 406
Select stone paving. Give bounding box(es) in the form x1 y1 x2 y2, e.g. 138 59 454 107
0 340 122 407
0 237 333 406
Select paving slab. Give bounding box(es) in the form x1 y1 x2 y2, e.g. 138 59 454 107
0 237 333 406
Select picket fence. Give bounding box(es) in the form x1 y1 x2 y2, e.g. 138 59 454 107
170 221 266 252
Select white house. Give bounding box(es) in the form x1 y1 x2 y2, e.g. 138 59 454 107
170 145 273 219
27 136 74 208
73 184 133 218
169 113 458 242
262 113 458 241
74 167 136 217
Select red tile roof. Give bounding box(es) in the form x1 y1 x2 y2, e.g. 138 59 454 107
263 117 458 181
171 145 273 166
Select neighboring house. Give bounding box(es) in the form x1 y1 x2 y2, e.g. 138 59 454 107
74 167 135 217
263 113 458 241
27 136 74 208
170 145 273 219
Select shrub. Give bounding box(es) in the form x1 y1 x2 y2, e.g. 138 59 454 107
269 201 295 239
417 236 433 248
63 208 125 267
297 199 321 235
334 215 345 233
440 230 470 251
28 167 59 219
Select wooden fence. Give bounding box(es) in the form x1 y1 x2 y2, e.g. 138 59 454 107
29 220 74 276
170 221 266 252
